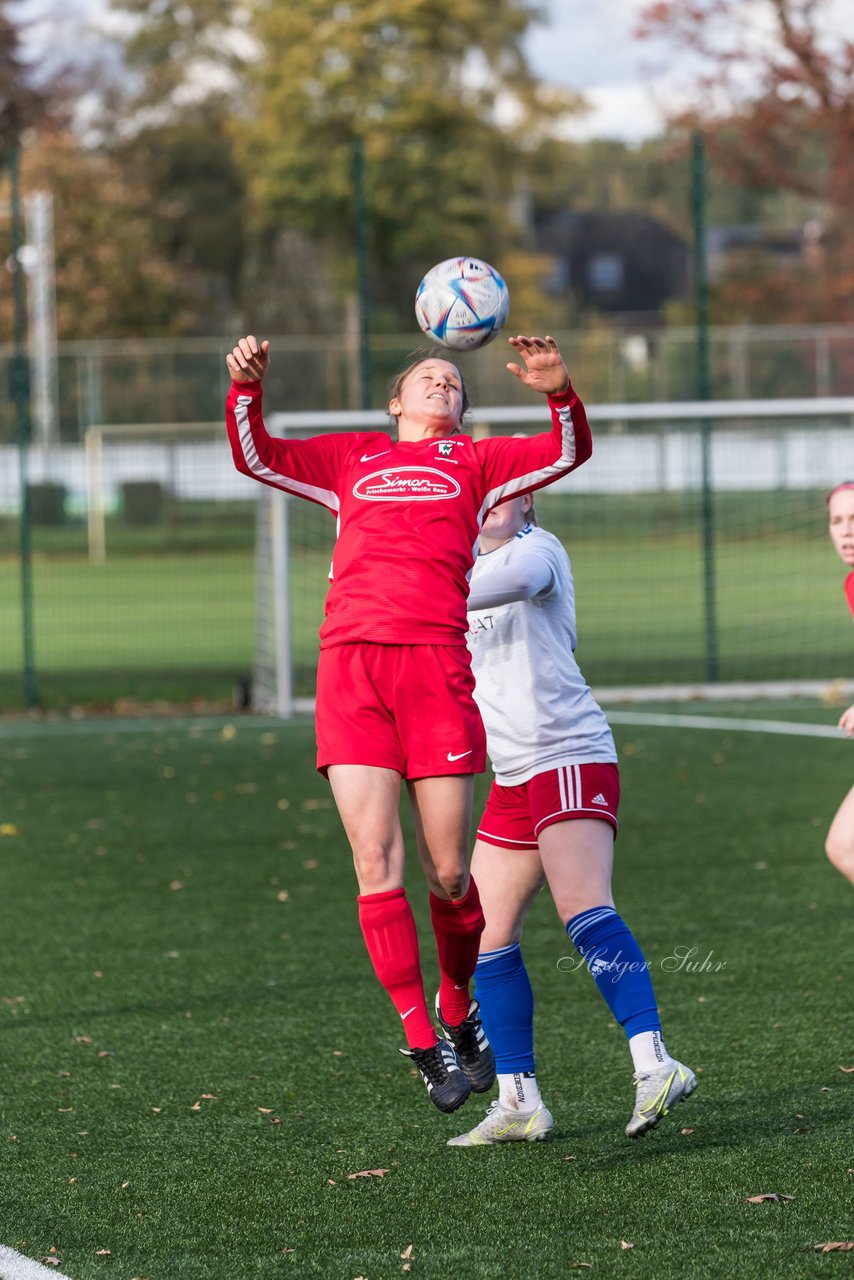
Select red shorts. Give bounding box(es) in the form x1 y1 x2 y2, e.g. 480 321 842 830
476 762 620 849
315 642 487 780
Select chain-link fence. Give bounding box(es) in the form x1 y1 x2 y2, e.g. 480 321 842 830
2 323 854 444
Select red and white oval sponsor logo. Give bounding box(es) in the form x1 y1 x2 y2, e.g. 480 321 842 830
353 466 461 501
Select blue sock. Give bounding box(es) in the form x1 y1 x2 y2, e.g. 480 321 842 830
566 906 661 1037
474 944 535 1074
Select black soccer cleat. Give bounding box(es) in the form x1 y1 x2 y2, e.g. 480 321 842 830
400 1038 471 1114
434 994 496 1093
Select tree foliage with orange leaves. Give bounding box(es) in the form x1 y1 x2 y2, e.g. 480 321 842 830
637 0 854 320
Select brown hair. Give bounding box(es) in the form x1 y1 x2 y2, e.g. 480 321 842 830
387 348 470 420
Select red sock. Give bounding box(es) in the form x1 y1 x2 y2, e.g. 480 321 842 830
430 877 485 1027
357 888 436 1051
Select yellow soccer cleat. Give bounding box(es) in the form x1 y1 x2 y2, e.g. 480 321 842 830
626 1060 697 1138
447 1099 554 1146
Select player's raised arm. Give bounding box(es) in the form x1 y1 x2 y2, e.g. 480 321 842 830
224 336 346 513
476 334 592 509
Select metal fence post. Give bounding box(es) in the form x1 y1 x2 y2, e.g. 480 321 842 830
693 131 719 683
9 146 38 708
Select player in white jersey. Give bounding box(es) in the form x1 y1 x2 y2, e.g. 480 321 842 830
449 493 696 1145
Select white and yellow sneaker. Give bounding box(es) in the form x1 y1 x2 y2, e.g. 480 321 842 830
625 1060 697 1137
447 1098 554 1146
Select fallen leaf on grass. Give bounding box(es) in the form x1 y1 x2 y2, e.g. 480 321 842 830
621 1240 634 1249
39 1259 60 1268
401 1245 414 1259
563 1155 576 1162
746 1193 795 1203
95 1248 112 1256
814 1243 854 1252
190 1093 217 1111
347 1168 389 1179
257 1107 273 1114
0 824 20 836
680 1128 695 1135
839 1065 854 1073
569 1264 592 1271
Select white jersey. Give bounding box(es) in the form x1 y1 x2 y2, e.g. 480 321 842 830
466 523 617 785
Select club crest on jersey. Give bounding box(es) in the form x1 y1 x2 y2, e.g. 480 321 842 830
353 467 461 501
437 440 454 457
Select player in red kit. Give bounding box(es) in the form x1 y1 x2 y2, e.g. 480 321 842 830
824 481 854 886
225 333 592 1114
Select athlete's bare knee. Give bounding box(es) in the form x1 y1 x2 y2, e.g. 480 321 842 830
432 865 469 900
825 834 854 882
352 841 399 893
552 890 614 922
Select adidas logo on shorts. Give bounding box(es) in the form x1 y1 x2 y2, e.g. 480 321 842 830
592 793 608 805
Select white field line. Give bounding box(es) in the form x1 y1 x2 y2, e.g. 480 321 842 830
607 710 844 739
0 1247 73 1280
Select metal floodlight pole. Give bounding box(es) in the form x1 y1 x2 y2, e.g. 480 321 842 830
692 130 719 683
8 146 39 707
352 136 372 410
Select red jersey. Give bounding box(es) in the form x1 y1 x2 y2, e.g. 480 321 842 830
226 380 592 648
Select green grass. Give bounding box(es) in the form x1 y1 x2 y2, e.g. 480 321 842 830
0 707 851 1277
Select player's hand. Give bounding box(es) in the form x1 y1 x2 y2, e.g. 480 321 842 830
838 704 854 737
505 335 570 397
226 336 270 382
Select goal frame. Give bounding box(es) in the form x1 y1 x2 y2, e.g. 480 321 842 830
252 394 854 716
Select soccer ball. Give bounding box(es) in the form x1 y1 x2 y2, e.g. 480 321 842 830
415 257 510 352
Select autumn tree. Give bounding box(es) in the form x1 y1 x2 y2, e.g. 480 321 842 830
96 0 582 334
21 124 199 340
241 0 565 330
637 0 854 321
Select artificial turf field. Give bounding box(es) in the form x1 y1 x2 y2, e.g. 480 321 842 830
0 705 852 1279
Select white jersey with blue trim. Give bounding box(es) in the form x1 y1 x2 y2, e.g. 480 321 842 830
466 523 616 785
